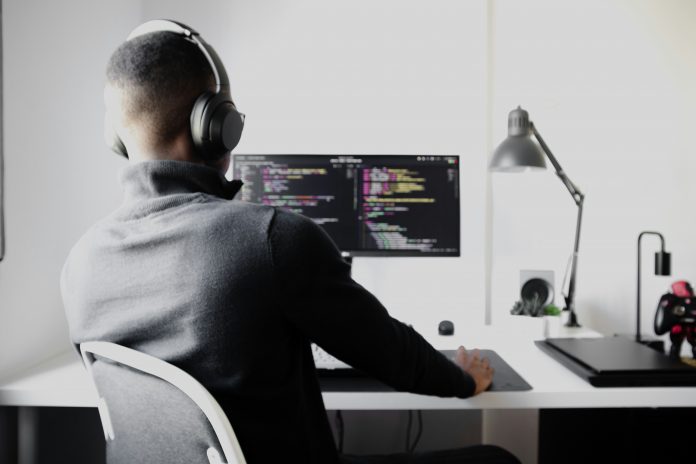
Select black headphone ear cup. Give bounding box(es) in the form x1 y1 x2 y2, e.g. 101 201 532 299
190 91 243 160
104 112 128 158
210 101 244 153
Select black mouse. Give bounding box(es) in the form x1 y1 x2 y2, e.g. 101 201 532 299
438 320 454 336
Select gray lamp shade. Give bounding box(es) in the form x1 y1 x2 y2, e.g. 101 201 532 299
489 106 547 172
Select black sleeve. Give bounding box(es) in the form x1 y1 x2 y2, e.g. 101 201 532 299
269 209 475 398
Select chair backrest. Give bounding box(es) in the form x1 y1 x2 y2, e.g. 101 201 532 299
80 341 247 464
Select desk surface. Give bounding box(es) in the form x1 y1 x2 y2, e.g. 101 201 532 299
2 321 696 410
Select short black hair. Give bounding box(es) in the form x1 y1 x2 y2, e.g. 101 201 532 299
106 31 215 145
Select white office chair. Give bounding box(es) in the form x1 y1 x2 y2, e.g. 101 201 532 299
80 341 247 464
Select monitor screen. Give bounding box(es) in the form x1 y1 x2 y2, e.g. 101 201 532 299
232 155 460 257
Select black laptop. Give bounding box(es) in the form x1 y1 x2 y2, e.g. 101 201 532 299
536 337 696 387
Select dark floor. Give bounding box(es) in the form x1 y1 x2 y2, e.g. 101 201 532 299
3 406 696 464
540 408 696 464
0 407 105 464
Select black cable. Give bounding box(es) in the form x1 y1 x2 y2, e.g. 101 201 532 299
335 410 345 453
409 410 423 453
405 410 413 453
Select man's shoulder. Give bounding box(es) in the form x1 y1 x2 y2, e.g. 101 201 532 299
64 217 111 262
269 207 327 240
268 208 342 262
60 220 106 302
64 199 277 268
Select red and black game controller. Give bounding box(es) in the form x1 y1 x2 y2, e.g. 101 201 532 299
654 281 696 359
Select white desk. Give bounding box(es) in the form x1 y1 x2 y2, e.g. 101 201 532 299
2 321 696 464
2 322 695 410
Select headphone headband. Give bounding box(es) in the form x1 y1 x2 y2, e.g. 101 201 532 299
127 19 230 92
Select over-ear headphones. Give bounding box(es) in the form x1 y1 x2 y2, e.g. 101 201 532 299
105 19 245 160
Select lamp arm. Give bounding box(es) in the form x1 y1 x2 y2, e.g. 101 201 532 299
530 122 583 326
564 197 583 326
531 123 584 206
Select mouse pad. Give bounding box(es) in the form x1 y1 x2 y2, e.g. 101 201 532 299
318 349 532 392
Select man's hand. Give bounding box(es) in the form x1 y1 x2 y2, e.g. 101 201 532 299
455 346 494 395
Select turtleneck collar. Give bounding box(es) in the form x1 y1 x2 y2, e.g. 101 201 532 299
120 160 243 203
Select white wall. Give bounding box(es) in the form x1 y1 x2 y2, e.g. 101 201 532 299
2 0 696 406
0 1 694 461
3 0 498 370
489 0 696 341
153 0 696 341
0 0 142 377
140 0 490 333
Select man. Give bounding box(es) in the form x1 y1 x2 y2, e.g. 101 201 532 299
61 23 520 464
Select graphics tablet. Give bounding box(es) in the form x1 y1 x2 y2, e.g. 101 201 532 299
318 349 532 392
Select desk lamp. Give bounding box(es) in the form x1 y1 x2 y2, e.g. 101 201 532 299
636 231 671 343
490 107 584 327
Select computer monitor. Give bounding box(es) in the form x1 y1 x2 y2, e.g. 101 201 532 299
232 155 460 257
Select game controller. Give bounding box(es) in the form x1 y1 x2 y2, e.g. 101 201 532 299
654 281 696 360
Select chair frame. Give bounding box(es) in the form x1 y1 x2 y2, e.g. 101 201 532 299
80 341 247 464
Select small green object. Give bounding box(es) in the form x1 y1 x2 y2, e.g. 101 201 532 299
544 304 561 316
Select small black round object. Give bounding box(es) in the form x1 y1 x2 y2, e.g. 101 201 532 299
438 320 454 336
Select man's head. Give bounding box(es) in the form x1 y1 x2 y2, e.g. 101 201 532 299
105 30 227 168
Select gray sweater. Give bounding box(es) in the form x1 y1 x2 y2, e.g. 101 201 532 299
61 160 475 463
